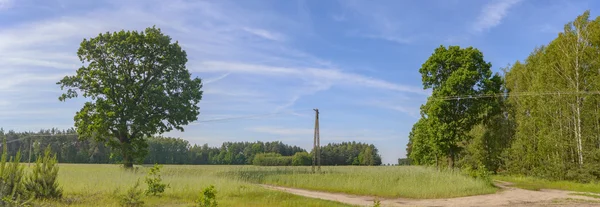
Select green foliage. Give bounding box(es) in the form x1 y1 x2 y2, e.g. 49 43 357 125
316 142 382 166
196 185 217 207
502 10 600 181
372 199 381 207
57 26 203 168
119 180 145 207
0 137 33 207
25 146 63 199
462 164 493 186
412 45 503 168
252 153 292 166
397 158 411 166
144 164 169 196
2 130 382 167
292 152 312 166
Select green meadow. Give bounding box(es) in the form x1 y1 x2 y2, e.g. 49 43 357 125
35 164 498 206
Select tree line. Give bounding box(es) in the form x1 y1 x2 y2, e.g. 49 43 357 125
406 10 600 182
0 128 382 166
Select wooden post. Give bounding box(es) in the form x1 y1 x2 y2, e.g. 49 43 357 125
312 109 320 173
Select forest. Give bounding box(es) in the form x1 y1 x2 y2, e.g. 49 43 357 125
0 128 381 166
407 11 600 182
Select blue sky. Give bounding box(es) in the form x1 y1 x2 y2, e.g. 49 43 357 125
0 0 597 164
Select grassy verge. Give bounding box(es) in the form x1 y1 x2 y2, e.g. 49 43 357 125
36 164 354 207
225 166 497 199
494 175 600 193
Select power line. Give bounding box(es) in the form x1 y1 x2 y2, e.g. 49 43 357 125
429 91 600 101
191 109 313 124
1 109 314 144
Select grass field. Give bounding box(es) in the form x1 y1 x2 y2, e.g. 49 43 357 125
37 164 352 207
35 164 498 206
494 175 600 193
227 166 497 199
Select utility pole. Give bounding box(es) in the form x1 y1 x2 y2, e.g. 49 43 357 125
28 136 32 166
312 108 320 173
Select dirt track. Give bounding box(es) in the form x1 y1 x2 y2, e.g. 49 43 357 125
263 181 600 207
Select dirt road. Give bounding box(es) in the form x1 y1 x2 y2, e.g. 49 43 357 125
263 181 600 206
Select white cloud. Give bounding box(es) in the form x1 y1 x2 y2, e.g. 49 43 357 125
472 0 522 33
242 27 286 41
204 73 231 84
195 61 427 95
366 100 420 118
246 126 313 136
362 34 413 44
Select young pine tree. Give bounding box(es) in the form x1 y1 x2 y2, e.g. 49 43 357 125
144 164 168 196
25 146 63 199
0 137 33 206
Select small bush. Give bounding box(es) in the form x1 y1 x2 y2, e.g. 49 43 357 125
252 153 292 166
25 146 63 199
144 164 169 196
119 180 145 207
462 164 493 186
373 199 381 207
292 152 312 166
0 138 33 207
196 185 217 207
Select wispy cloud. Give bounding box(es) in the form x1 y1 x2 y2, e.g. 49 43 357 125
472 0 523 33
242 27 286 41
366 100 420 118
362 34 413 44
204 73 231 84
246 126 313 136
195 61 427 95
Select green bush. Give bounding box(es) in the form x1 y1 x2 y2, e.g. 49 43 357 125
0 138 33 207
196 185 217 207
292 152 312 166
462 164 493 186
25 146 63 199
373 199 381 207
119 180 145 207
144 164 169 196
252 153 292 166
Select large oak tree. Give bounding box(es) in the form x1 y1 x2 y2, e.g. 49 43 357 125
57 26 203 168
412 45 502 168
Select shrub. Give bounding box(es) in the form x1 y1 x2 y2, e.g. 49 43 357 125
0 138 33 207
196 185 217 207
119 180 145 207
144 164 169 196
252 153 292 166
373 199 381 207
292 152 312 166
25 146 63 199
462 164 493 186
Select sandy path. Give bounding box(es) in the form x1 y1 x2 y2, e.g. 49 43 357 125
262 181 600 207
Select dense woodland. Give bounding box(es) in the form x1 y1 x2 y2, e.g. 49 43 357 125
407 11 600 182
0 128 381 166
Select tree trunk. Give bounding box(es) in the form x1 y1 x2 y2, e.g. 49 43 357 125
574 25 584 167
120 135 134 169
123 153 133 168
576 98 584 166
448 148 454 169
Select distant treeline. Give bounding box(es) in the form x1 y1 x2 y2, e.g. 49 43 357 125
0 128 382 166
